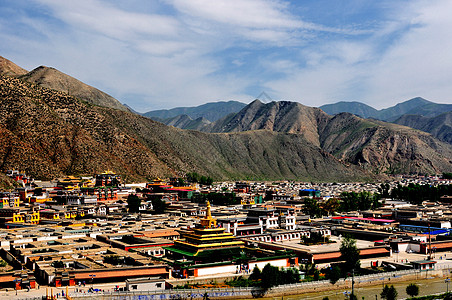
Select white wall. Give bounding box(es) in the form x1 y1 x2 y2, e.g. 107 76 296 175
196 264 237 276
249 258 288 270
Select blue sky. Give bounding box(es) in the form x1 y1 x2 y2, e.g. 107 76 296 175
1 0 451 111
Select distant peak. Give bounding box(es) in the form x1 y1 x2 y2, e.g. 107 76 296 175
256 91 273 103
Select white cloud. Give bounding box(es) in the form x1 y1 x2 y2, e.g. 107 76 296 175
265 0 452 108
2 0 451 111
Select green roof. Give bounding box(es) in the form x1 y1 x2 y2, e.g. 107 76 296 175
164 246 197 257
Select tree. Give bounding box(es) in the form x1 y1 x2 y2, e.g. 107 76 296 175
260 264 281 290
249 265 261 281
303 198 322 217
406 283 419 297
151 198 166 214
328 265 341 285
443 173 452 179
381 285 397 300
127 194 141 213
340 236 360 274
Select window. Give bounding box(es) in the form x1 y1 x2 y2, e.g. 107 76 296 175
156 283 162 288
132 285 137 290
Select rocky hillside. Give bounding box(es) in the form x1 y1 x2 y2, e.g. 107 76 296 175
0 74 372 182
319 113 452 175
207 100 329 147
19 66 128 112
208 100 452 175
394 112 452 145
0 56 27 77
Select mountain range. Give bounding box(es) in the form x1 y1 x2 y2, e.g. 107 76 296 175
144 101 246 122
319 97 452 121
150 96 452 146
1 56 452 184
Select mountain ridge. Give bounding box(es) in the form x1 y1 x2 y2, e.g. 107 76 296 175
0 73 375 182
144 100 247 122
20 66 128 112
205 100 452 175
1 56 451 181
320 97 452 121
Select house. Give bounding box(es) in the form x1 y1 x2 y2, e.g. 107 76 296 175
125 277 166 291
411 260 437 271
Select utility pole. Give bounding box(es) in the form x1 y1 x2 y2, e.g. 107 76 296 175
428 223 432 260
351 268 355 297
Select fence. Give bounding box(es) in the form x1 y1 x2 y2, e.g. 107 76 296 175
68 267 452 299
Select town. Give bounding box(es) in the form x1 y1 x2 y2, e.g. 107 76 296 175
1 170 452 299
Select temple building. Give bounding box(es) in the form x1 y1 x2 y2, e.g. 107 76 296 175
164 202 297 278
165 201 245 264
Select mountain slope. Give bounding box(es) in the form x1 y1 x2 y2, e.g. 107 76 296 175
320 101 378 119
0 56 28 76
144 101 246 122
375 97 432 121
208 100 329 147
162 115 211 131
394 112 452 145
208 100 452 175
319 113 452 175
20 66 128 111
0 74 372 182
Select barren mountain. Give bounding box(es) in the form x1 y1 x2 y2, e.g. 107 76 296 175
394 112 452 145
0 73 372 182
319 113 452 175
0 56 28 76
208 100 329 147
209 100 452 175
20 66 127 111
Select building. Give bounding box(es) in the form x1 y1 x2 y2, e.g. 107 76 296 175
125 277 166 291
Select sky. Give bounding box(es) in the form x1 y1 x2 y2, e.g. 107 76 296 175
1 0 451 112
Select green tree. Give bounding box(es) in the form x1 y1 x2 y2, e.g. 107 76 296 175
405 283 419 297
381 285 397 300
303 198 322 217
443 173 452 179
127 194 141 213
378 183 391 198
0 259 7 267
249 265 261 281
328 265 341 285
340 236 360 274
151 198 166 214
261 264 280 290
